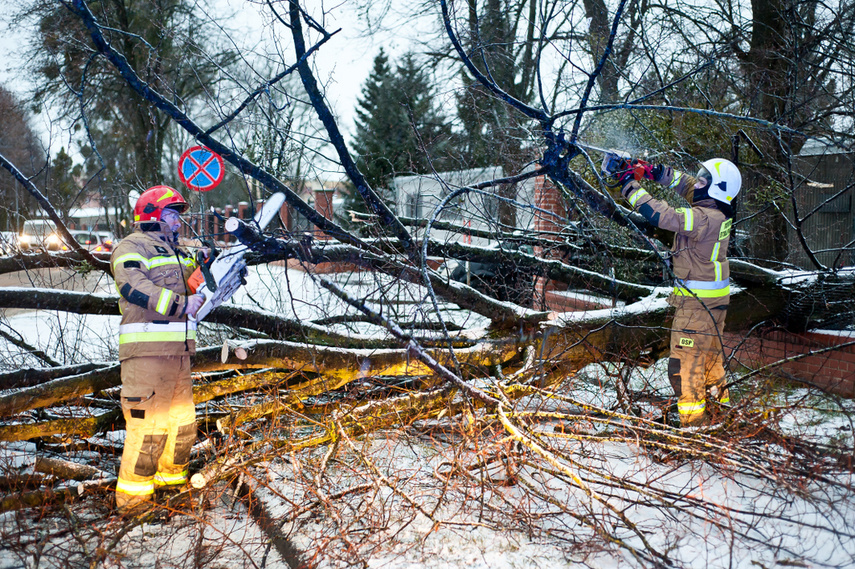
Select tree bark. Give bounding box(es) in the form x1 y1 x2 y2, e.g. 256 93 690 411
34 456 109 481
0 477 115 513
0 365 121 417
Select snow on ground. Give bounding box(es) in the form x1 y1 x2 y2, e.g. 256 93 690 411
244 408 855 569
0 491 294 569
3 266 855 567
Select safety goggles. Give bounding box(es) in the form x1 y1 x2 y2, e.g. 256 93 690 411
696 166 713 185
160 208 181 223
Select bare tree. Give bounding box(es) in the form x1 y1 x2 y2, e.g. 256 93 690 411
0 84 45 232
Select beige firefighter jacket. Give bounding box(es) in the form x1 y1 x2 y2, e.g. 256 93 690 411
622 166 732 309
111 222 198 360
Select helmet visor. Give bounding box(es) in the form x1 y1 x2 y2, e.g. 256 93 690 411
164 203 188 214
696 166 713 185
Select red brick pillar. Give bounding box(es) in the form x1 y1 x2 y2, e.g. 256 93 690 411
533 175 566 309
237 201 249 220
223 205 233 244
314 189 335 240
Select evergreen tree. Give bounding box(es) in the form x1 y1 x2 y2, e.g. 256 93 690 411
455 0 520 169
47 147 84 219
454 0 538 227
350 49 452 216
352 48 395 202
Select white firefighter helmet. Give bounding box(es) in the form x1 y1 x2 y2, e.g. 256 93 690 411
697 158 741 204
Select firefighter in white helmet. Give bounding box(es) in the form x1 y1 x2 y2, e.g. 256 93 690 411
603 156 742 427
111 185 205 514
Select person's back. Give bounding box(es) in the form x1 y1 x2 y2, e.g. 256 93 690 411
604 156 741 427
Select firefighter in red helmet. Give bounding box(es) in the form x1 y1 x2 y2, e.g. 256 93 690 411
111 185 205 514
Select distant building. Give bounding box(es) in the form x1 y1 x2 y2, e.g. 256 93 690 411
791 140 855 268
66 205 122 232
391 167 538 247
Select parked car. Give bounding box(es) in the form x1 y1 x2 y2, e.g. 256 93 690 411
63 230 117 252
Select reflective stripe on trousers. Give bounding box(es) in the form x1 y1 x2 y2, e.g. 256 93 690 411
116 478 155 497
155 469 188 486
116 355 196 512
668 305 728 427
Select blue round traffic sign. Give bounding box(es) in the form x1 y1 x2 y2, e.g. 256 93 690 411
178 146 224 192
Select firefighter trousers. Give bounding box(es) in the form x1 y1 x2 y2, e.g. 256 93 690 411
667 304 729 427
116 355 196 512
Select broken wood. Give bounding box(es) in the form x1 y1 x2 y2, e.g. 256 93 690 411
0 477 116 513
34 456 110 481
0 365 121 417
0 334 519 418
0 411 121 442
192 386 460 489
0 362 111 391
0 474 46 492
0 250 111 276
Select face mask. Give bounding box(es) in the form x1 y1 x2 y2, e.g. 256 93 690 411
692 170 712 203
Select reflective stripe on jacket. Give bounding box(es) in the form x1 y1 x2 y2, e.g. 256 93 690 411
111 226 198 360
623 166 732 308
118 322 198 345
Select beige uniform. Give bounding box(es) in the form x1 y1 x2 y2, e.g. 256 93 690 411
622 167 732 426
111 223 198 511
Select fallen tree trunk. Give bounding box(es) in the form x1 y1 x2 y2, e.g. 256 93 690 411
0 477 115 513
0 337 520 417
0 251 111 276
0 362 112 391
0 411 121 443
193 338 522 379
0 364 121 417
0 287 118 315
34 456 110 481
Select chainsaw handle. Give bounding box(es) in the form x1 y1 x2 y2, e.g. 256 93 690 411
196 250 218 292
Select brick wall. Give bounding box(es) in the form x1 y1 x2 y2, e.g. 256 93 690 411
724 329 855 396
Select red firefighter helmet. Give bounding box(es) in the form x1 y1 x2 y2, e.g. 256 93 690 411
133 185 188 222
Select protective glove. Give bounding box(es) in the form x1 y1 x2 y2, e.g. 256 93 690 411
601 151 631 187
238 260 248 286
602 151 663 190
643 163 665 181
184 293 205 318
628 158 656 182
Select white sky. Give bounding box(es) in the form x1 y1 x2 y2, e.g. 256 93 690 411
0 0 430 154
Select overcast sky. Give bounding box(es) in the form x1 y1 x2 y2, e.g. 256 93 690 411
0 0 430 152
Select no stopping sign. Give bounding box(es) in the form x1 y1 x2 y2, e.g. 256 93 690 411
178 146 225 191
